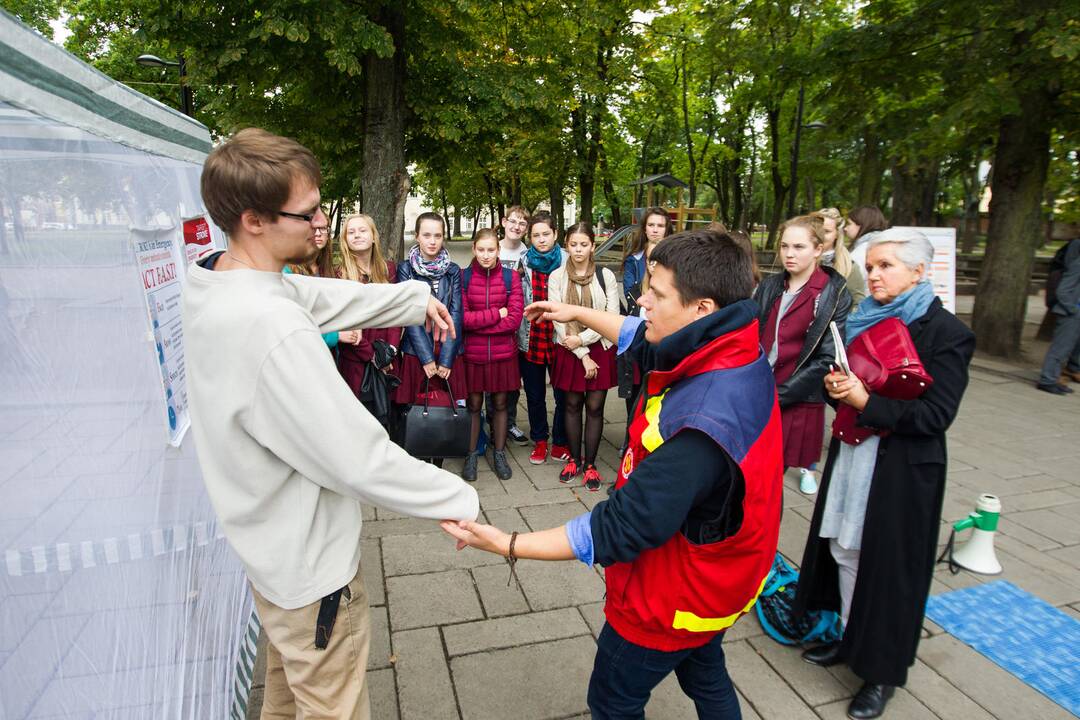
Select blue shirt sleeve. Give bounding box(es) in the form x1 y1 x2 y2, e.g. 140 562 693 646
618 316 645 355
565 512 594 566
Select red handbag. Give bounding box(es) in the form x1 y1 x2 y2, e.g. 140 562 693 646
832 317 933 445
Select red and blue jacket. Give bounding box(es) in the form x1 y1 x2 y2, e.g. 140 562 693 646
566 299 783 651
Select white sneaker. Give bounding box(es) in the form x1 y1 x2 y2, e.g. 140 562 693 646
798 468 818 495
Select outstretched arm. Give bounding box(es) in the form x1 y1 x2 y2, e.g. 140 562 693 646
441 520 575 560
525 300 624 345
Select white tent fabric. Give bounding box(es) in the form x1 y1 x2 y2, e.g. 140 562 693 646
1 11 255 720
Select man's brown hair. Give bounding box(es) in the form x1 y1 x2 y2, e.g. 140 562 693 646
504 205 530 221
201 128 322 235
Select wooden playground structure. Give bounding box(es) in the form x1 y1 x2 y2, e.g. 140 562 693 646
630 173 717 231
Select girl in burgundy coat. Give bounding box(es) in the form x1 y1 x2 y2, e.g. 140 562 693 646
753 214 852 494
461 229 524 481
335 214 403 428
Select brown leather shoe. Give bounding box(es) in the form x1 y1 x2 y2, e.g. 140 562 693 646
1061 369 1080 383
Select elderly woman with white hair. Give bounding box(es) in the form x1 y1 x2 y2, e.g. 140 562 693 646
794 229 975 719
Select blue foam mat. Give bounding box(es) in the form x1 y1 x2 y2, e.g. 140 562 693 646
925 580 1080 717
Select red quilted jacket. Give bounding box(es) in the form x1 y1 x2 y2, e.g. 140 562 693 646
462 259 524 363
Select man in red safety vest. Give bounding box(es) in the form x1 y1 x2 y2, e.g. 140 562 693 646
443 229 783 719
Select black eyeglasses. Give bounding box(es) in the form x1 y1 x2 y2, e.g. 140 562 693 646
278 209 321 223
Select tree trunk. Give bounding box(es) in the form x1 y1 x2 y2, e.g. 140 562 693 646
636 123 654 208
766 104 787 249
549 179 566 236
714 158 729 226
510 171 522 207
439 185 449 234
361 3 408 260
972 87 1053 357
332 197 345 239
890 158 918 226
679 47 697 207
600 146 622 229
571 105 595 224
483 171 496 230
453 206 461 238
470 207 481 239
856 129 885 207
742 124 757 232
960 154 982 253
916 160 940 226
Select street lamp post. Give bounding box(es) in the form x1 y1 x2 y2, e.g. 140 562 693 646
136 53 194 117
787 82 826 217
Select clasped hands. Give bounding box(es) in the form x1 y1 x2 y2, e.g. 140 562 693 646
440 519 510 556
560 335 596 377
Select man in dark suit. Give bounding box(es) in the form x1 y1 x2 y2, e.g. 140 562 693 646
1038 237 1080 395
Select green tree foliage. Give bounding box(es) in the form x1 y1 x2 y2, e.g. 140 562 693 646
21 0 1080 354
1 0 60 37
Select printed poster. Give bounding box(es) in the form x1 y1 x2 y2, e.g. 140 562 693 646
895 226 957 313
133 227 190 446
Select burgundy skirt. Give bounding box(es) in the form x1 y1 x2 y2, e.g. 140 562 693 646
551 343 617 393
463 356 520 393
781 401 826 468
394 350 467 404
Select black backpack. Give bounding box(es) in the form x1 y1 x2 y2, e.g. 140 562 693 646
1045 239 1077 309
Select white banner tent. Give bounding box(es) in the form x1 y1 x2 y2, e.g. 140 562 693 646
0 9 257 719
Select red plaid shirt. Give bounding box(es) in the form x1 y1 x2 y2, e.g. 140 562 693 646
526 269 555 364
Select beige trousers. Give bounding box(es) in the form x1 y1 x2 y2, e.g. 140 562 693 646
251 565 371 720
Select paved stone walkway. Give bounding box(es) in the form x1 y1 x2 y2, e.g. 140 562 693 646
247 347 1079 719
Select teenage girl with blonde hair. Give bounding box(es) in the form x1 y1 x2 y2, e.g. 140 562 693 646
815 208 865 308
335 214 402 427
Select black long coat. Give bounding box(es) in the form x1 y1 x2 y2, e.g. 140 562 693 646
794 297 975 687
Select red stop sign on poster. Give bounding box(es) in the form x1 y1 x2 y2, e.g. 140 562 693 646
182 216 213 265
183 217 211 247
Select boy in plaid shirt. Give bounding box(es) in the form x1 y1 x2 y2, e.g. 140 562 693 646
517 211 570 465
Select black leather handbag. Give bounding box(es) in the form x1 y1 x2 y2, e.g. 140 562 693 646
402 376 471 459
359 340 400 428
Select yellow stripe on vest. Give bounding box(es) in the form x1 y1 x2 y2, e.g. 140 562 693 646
671 575 769 633
640 389 670 452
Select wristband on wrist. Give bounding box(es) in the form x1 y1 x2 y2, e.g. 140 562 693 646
506 531 519 587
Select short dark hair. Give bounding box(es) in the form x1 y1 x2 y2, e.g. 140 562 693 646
414 211 447 237
528 210 557 239
649 230 754 308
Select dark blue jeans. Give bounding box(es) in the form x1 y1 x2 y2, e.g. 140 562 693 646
519 354 567 444
588 623 741 720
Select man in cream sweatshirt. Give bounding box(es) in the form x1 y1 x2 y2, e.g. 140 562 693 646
182 128 478 719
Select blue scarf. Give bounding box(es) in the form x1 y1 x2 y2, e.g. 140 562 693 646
847 281 935 342
525 244 562 275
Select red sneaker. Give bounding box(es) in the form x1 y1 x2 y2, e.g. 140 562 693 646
583 465 603 492
529 440 548 465
559 459 581 484
550 444 572 461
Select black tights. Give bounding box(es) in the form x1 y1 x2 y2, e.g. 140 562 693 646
565 390 607 466
469 391 507 452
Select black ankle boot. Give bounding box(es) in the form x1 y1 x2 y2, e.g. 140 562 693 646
847 683 894 719
801 642 844 667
